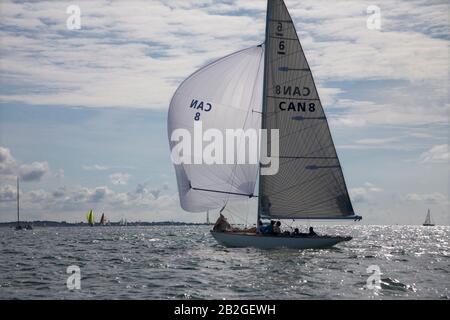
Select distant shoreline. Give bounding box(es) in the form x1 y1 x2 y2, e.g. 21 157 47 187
0 221 214 228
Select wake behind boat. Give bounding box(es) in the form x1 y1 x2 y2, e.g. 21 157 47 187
167 0 362 249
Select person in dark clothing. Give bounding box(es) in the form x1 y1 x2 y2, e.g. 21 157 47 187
263 220 275 234
292 228 300 236
309 226 317 236
213 214 231 232
257 220 265 234
273 221 281 235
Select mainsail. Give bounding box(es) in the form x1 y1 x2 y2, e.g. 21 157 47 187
168 47 264 212
258 0 355 220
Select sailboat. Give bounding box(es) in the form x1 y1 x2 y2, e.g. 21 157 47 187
168 0 361 249
423 209 435 226
206 210 211 225
119 218 127 226
99 213 106 226
15 177 32 231
86 209 95 227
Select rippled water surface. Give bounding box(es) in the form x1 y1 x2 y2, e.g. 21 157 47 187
0 225 448 299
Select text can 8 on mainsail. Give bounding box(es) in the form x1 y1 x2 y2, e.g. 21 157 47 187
259 0 356 220
168 0 362 249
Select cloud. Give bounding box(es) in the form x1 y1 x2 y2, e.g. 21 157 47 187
339 137 407 150
52 187 66 198
0 146 50 182
338 133 442 151
349 182 383 203
329 95 449 129
132 182 169 199
0 0 263 109
405 192 448 205
28 189 51 203
0 185 16 202
0 0 448 123
0 147 14 163
82 164 135 171
82 164 109 171
4 183 177 215
419 144 450 163
19 161 49 182
90 186 112 202
0 147 16 176
364 182 383 193
109 173 131 185
54 168 65 179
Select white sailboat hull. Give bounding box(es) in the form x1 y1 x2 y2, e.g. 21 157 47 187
211 231 351 249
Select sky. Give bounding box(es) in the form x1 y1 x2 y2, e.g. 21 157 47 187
0 0 449 225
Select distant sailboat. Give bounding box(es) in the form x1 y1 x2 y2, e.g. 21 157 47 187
87 209 95 227
99 213 106 226
423 209 435 226
15 177 32 231
15 177 22 231
206 210 210 225
168 0 361 249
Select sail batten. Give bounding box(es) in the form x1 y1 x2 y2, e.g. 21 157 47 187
258 0 355 220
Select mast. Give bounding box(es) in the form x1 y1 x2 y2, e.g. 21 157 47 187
257 0 272 227
16 176 20 227
206 210 210 224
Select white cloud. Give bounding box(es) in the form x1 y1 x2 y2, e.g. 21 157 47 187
19 161 49 182
329 96 449 129
1 183 180 218
82 164 109 171
419 144 450 164
0 147 16 176
405 192 448 205
349 182 383 203
109 172 131 185
132 182 169 199
0 185 16 202
0 146 50 182
364 182 383 193
0 0 448 125
54 168 65 179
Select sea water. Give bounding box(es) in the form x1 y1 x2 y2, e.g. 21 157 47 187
0 225 448 299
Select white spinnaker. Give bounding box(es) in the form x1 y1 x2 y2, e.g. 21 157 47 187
168 46 264 213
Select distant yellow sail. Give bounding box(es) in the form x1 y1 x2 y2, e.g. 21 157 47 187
87 210 94 225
